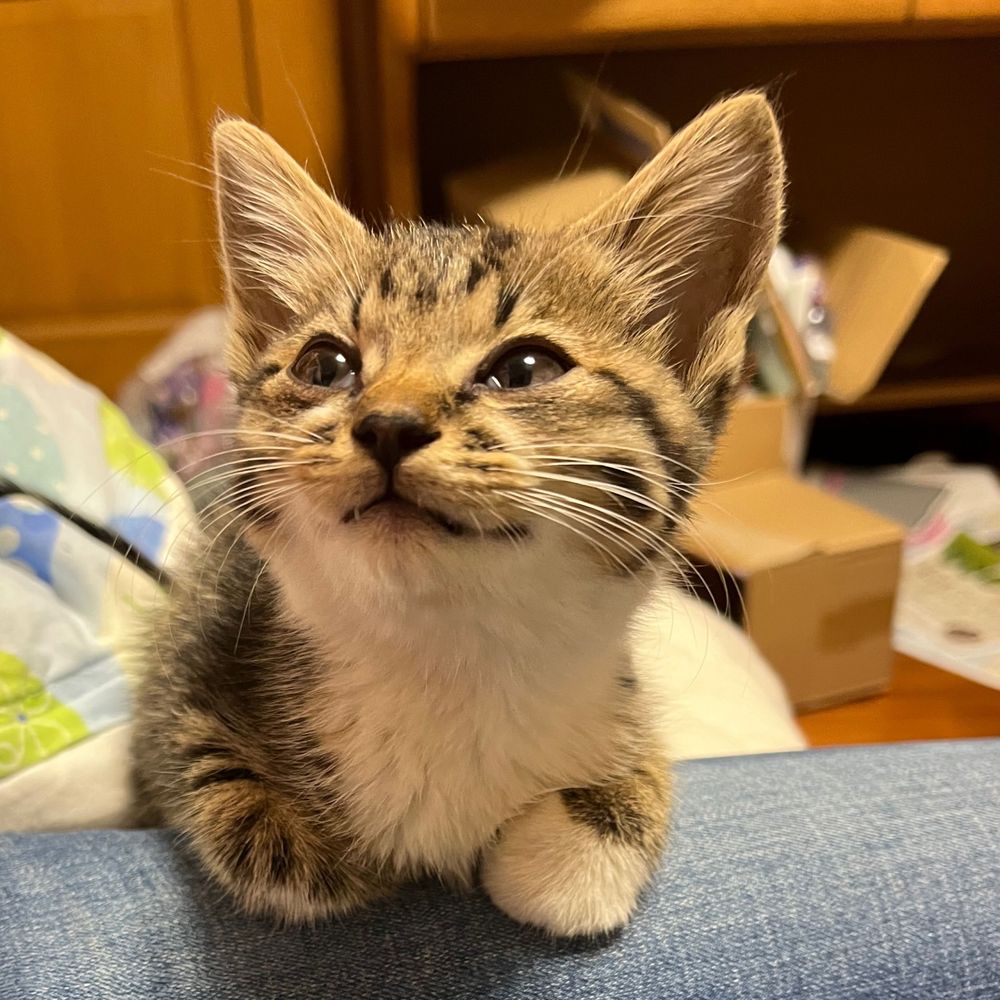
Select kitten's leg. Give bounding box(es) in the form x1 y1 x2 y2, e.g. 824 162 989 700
481 757 670 937
166 728 390 924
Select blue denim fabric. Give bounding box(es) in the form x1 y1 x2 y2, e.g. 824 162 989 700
2 740 998 1000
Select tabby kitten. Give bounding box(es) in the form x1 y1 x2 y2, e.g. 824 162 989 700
131 94 784 936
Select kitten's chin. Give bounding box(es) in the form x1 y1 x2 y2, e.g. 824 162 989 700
341 489 528 545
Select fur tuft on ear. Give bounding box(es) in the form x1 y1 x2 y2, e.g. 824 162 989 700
213 118 370 370
577 93 785 419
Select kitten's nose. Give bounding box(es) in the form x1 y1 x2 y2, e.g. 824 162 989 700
352 411 441 472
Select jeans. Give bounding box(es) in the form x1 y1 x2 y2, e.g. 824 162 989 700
2 740 998 1000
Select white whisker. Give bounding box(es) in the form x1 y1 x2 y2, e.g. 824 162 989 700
499 490 633 576
490 468 676 522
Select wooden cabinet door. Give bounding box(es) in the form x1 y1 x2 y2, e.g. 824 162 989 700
0 0 249 391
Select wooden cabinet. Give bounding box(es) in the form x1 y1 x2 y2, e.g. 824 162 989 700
1 0 995 395
0 1 221 322
0 0 347 395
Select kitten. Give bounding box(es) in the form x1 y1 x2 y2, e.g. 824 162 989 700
131 94 784 936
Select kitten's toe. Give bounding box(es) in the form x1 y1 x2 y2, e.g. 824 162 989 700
481 793 659 937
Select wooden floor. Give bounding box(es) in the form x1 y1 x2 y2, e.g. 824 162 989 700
797 654 1000 746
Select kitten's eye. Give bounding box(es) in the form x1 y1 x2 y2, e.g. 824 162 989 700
291 339 360 390
481 346 570 391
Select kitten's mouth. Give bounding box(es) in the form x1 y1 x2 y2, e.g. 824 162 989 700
343 490 468 536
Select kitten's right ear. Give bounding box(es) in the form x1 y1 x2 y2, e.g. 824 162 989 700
213 118 370 361
574 94 784 406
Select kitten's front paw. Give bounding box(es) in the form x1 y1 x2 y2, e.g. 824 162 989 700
481 789 664 937
182 761 387 924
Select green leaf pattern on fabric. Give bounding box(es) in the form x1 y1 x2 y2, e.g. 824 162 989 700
0 651 90 777
98 398 174 501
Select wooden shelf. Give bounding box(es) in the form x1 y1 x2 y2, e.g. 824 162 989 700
417 0 1000 58
354 3 1000 213
916 0 1000 17
422 0 908 51
819 376 1000 413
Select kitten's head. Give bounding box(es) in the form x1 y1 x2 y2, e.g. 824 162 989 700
213 95 783 593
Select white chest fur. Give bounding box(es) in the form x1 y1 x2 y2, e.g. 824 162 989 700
271 523 647 876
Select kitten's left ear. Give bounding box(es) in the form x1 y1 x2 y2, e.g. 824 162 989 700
213 118 370 368
577 93 784 415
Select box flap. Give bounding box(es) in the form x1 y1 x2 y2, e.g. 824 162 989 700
685 472 904 575
707 394 788 481
445 151 628 230
564 73 672 167
447 77 669 230
823 227 949 402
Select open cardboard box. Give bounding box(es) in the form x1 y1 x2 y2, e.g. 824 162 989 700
689 230 945 708
444 89 948 709
688 394 904 709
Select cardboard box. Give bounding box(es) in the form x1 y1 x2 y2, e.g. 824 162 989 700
706 394 791 482
444 89 947 710
815 227 949 404
689 395 904 709
691 228 945 708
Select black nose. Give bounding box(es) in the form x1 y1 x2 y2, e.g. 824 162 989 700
352 411 441 472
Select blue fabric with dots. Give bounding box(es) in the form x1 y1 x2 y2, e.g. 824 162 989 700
0 329 188 781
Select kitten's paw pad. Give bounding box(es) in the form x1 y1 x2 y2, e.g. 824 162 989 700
481 794 654 937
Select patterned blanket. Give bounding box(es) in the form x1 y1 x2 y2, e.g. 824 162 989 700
0 330 188 822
